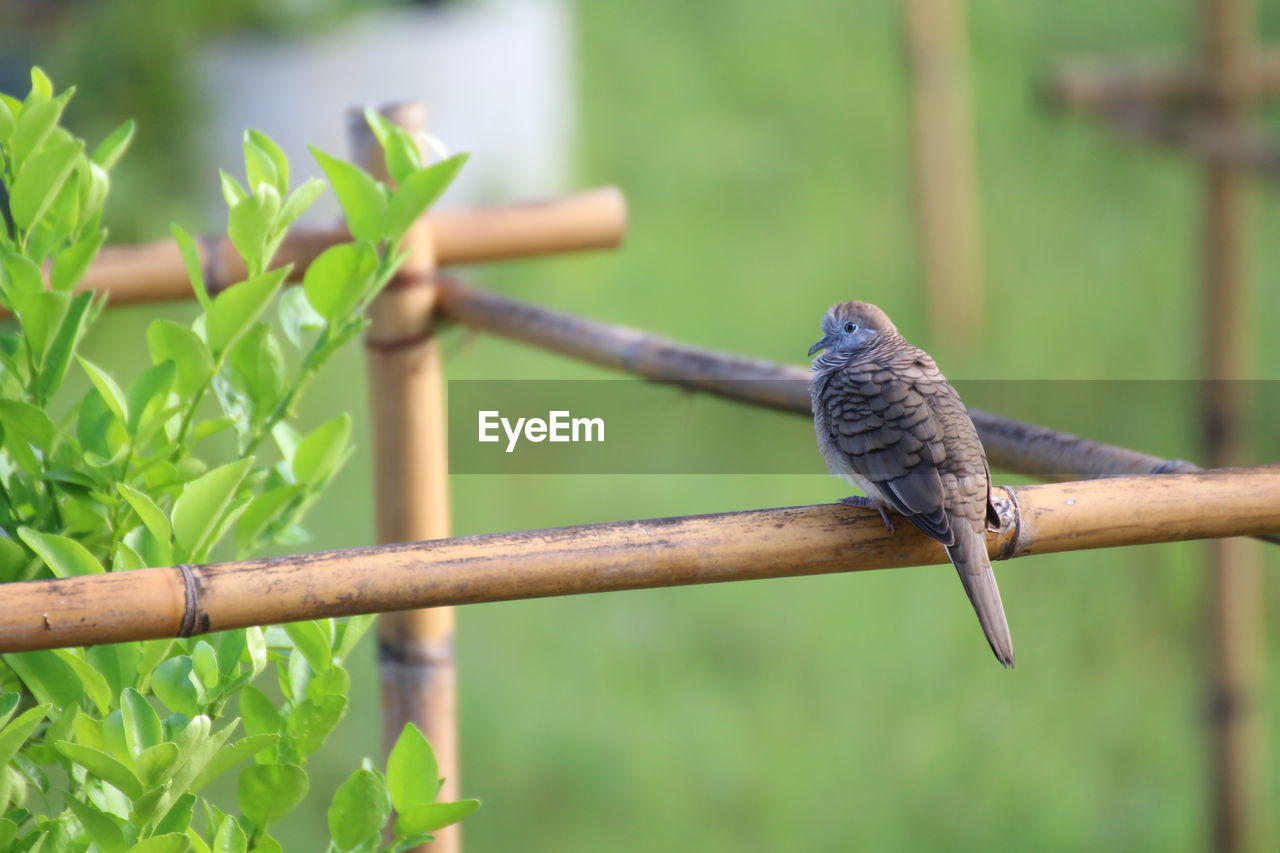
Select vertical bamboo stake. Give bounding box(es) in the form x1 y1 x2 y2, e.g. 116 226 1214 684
1201 1 1262 850
349 103 461 853
902 0 985 351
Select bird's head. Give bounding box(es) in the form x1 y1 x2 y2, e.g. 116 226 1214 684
808 301 897 357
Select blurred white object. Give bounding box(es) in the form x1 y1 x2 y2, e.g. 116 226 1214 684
197 0 576 225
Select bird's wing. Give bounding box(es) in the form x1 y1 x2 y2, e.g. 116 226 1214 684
822 359 954 545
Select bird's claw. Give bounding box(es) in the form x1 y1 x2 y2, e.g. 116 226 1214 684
838 495 896 533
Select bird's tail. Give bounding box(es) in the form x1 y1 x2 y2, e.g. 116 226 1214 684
945 520 1015 668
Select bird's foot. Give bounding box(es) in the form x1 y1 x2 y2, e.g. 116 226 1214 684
838 495 896 533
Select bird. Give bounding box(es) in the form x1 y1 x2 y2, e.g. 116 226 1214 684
807 301 1015 667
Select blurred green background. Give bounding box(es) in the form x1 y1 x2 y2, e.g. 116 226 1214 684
7 0 1280 849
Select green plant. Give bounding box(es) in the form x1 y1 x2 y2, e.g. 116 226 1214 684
0 68 474 852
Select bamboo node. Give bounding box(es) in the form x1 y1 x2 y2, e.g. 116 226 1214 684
176 564 208 638
992 487 1024 561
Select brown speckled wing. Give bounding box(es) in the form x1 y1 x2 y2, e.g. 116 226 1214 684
820 354 954 544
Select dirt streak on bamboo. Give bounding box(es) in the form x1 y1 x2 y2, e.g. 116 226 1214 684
350 102 460 853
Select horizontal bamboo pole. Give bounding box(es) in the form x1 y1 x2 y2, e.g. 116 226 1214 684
1051 97 1280 177
75 187 627 306
1046 53 1280 110
0 466 1276 654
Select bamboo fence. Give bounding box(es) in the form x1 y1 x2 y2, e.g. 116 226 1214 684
1046 4 1271 847
0 466 1276 655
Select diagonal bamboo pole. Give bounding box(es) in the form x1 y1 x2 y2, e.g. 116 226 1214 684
1045 52 1280 110
0 466 1276 655
1201 1 1263 849
433 279 1279 507
349 103 460 853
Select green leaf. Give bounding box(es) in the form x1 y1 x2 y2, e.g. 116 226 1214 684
237 764 308 829
0 705 49 767
37 289 94 402
151 657 200 718
147 318 214 397
395 799 481 836
87 643 140 703
124 834 188 853
283 620 332 674
17 527 105 577
388 153 468 238
13 290 69 362
245 130 288 194
170 223 212 311
29 67 54 99
92 119 136 171
334 615 375 663
136 742 180 787
227 184 281 275
155 792 196 836
171 457 254 562
238 687 283 741
121 688 164 755
219 170 247 208
291 414 352 487
302 241 378 323
0 400 55 452
287 693 346 758
9 88 71 168
11 138 84 231
309 146 389 241
189 733 278 792
328 768 391 851
212 817 247 853
387 723 439 812
206 267 288 355
50 649 112 714
0 251 44 297
191 641 219 689
119 484 172 546
363 108 423 185
65 796 127 853
77 357 129 426
136 638 175 691
215 629 248 678
0 98 13 141
277 286 324 349
277 177 325 232
54 740 144 798
0 694 19 731
51 226 108 291
235 484 305 553
125 360 177 437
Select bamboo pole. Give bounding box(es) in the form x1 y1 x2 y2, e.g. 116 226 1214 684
0 466 1276 655
349 103 459 853
1201 1 1262 849
434 278 1279 491
70 188 626 306
902 0 985 350
1083 105 1280 176
1045 52 1280 110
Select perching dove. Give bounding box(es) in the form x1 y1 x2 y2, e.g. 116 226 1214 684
808 301 1014 667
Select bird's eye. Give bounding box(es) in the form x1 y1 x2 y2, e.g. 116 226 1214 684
843 322 857 333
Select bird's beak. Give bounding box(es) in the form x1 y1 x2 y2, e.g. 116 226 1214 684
808 335 834 357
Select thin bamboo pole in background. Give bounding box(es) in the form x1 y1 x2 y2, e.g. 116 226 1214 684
1201 1 1262 849
348 103 460 853
73 188 626 305
902 0 985 350
0 466 1276 655
1046 52 1280 109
